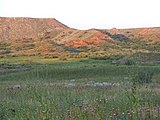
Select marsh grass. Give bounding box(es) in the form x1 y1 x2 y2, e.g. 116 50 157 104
0 59 160 119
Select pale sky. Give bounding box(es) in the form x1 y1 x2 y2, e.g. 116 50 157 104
0 0 160 29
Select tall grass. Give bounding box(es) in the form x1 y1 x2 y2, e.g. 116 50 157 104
0 60 160 119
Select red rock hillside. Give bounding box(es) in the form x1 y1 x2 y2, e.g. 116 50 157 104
0 17 69 41
0 17 160 57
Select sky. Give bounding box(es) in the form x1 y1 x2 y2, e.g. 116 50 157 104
0 0 160 29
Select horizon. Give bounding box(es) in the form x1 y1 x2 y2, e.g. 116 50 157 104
0 0 160 30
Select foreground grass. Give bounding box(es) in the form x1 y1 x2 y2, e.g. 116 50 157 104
0 58 160 119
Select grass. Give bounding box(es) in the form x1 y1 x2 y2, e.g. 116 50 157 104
0 57 160 119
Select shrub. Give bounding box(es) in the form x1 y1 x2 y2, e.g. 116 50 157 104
64 47 80 54
90 55 124 61
59 57 67 61
124 59 135 65
90 56 108 60
135 70 154 84
111 34 130 42
0 56 5 58
52 55 58 58
44 55 58 59
103 31 130 42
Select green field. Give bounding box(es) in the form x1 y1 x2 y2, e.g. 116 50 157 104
0 57 160 120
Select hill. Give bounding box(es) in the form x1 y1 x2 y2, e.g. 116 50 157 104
0 17 160 58
0 17 68 41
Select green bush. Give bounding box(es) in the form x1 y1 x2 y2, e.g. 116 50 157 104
124 59 135 65
135 70 154 84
